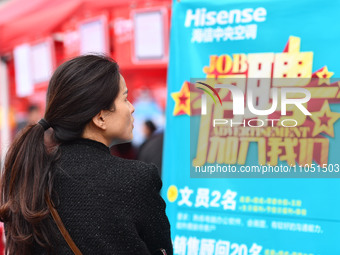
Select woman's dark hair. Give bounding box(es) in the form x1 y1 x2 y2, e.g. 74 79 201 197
0 55 120 254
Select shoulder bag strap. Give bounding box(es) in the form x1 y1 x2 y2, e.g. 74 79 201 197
46 195 83 255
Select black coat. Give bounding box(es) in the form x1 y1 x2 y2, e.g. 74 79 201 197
33 138 173 255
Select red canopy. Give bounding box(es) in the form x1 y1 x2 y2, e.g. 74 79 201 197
0 0 54 25
0 0 169 54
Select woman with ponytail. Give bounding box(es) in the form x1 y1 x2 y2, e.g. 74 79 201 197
0 55 172 255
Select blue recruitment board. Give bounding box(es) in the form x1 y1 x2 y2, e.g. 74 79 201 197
162 0 340 254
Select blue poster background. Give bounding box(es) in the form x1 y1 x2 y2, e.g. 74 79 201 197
162 0 340 254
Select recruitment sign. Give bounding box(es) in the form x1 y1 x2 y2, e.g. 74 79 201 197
162 0 340 254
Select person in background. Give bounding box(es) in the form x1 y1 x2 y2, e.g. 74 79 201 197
143 120 157 139
138 120 164 177
16 104 41 133
0 55 172 255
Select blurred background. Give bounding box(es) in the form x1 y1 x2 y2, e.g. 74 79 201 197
0 0 170 162
0 0 10 6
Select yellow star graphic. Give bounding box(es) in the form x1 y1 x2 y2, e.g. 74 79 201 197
310 100 340 137
316 66 334 85
171 81 191 116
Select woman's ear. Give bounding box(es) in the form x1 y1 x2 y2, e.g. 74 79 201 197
92 110 107 130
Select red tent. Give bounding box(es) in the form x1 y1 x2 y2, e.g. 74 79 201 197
0 0 67 53
0 0 171 146
0 0 169 54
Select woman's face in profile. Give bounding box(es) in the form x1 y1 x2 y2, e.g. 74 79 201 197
104 75 135 142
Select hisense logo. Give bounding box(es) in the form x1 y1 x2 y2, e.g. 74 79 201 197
185 7 267 27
